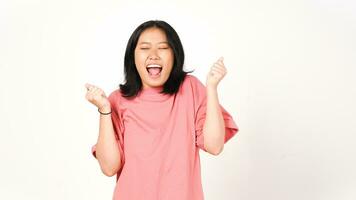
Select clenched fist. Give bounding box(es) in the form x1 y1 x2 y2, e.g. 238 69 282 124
206 57 227 89
85 83 111 112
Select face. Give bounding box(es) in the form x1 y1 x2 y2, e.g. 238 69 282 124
134 27 174 89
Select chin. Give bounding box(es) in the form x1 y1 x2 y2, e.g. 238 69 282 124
148 81 165 87
145 74 168 85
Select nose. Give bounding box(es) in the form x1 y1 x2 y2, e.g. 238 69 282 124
148 49 160 60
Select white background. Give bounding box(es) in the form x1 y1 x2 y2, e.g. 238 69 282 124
1 0 355 199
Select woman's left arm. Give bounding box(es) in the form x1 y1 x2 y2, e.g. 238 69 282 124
202 57 228 155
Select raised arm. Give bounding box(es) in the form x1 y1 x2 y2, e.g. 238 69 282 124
85 83 122 176
202 57 227 155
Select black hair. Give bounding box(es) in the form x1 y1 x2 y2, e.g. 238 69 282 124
119 20 192 98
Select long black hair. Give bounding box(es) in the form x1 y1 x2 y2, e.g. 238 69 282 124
119 20 192 98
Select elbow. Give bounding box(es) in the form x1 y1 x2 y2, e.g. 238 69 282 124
95 151 122 177
202 128 226 156
99 161 122 177
210 147 223 156
206 144 224 156
203 133 225 156
101 167 118 177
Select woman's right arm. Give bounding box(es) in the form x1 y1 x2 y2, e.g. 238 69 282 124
95 105 122 177
85 83 122 177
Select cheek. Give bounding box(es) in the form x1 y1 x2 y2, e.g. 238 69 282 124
162 51 174 66
168 53 174 69
134 52 146 69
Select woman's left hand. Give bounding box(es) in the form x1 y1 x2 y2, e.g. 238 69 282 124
206 57 227 89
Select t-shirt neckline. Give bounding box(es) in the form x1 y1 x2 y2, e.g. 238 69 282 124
137 86 171 102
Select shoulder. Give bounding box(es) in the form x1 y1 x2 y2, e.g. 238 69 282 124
183 74 203 86
182 74 205 91
107 88 123 107
184 74 198 83
180 74 206 105
108 88 121 100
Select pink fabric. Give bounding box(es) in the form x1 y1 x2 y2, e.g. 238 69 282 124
91 75 238 200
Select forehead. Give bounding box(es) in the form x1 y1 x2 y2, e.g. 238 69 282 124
137 27 168 43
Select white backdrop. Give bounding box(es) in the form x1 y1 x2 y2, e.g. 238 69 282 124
1 0 355 199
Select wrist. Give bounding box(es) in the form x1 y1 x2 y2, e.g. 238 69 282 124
206 84 217 91
98 105 111 114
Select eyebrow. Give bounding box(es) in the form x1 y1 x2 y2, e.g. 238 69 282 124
138 41 169 45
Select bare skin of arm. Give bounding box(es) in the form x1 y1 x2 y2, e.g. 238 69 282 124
95 106 122 176
85 83 122 176
202 57 228 155
203 86 225 155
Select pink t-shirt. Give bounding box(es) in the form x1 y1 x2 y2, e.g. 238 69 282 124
91 75 238 200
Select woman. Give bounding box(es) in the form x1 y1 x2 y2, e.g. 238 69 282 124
85 20 238 200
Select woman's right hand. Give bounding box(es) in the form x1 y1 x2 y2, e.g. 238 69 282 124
85 83 111 111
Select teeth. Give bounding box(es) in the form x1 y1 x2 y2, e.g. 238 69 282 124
147 64 162 68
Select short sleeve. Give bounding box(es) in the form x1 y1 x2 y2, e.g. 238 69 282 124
191 76 239 152
91 90 125 175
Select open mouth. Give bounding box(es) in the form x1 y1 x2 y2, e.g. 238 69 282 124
146 64 163 78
